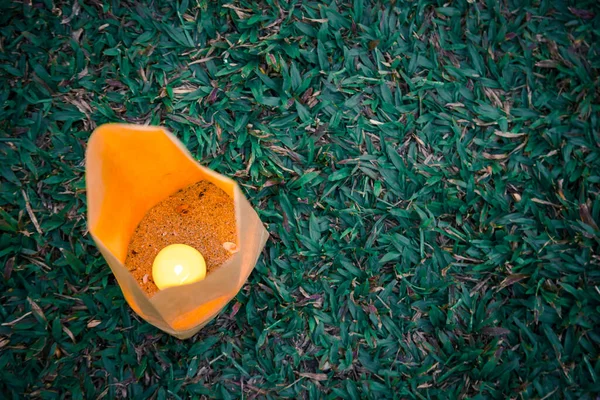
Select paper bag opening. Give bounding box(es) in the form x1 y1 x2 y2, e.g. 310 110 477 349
86 123 268 338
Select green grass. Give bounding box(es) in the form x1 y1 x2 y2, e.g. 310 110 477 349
1 0 600 398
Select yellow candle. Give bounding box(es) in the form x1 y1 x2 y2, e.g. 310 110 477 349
152 244 206 290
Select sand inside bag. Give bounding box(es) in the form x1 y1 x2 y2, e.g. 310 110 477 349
124 181 237 296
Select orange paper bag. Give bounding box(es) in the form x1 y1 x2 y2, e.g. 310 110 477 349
85 124 269 339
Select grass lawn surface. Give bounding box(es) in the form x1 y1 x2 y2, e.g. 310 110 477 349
1 0 600 398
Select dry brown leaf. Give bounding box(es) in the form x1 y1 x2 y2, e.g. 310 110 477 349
27 297 46 323
494 130 526 138
4 256 14 281
483 87 503 108
445 102 465 108
222 4 250 19
2 311 33 326
229 302 241 319
72 28 83 42
22 190 43 235
77 66 88 79
535 60 558 68
482 152 508 160
298 286 310 298
298 372 328 381
474 119 497 127
498 274 528 290
302 17 328 23
569 7 595 19
189 56 216 66
172 86 199 95
63 326 76 343
87 320 102 328
61 1 80 24
579 204 599 231
531 198 560 207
